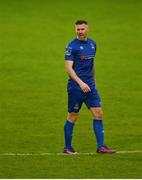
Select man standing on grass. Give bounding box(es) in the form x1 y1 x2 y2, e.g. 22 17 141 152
64 19 116 154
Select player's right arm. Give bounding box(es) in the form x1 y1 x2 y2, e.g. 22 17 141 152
65 60 91 93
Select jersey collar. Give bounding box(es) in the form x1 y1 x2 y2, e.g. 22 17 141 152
76 37 88 43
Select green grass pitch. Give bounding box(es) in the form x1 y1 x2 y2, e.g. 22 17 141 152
0 0 142 178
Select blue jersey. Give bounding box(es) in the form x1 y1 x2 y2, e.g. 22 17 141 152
65 38 96 85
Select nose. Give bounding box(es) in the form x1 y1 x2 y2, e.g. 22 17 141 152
78 29 83 34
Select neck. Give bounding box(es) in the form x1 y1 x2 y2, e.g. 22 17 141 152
77 36 88 41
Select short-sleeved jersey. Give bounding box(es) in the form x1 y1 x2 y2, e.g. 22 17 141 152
65 38 96 85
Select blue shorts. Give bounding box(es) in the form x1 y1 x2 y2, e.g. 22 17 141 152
67 82 101 113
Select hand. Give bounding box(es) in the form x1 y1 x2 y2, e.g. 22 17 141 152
79 82 91 93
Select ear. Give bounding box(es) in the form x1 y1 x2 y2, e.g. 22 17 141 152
75 25 77 32
86 27 89 33
86 25 89 32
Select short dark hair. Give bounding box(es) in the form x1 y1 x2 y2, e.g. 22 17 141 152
75 20 88 25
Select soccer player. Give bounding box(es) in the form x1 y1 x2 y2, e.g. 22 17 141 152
64 20 116 154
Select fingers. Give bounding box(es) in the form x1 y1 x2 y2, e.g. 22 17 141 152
83 86 91 93
81 83 91 93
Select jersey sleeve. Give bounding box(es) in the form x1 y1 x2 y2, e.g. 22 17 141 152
94 42 97 54
91 40 96 54
65 43 75 61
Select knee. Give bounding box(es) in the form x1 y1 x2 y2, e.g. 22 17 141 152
93 109 103 120
67 112 78 123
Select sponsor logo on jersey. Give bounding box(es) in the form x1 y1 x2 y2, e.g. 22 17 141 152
80 55 85 60
80 55 94 61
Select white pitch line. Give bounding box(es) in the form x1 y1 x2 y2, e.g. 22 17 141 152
0 150 142 156
117 150 142 154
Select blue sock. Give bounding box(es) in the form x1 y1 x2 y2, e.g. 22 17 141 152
93 119 104 148
64 120 74 149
